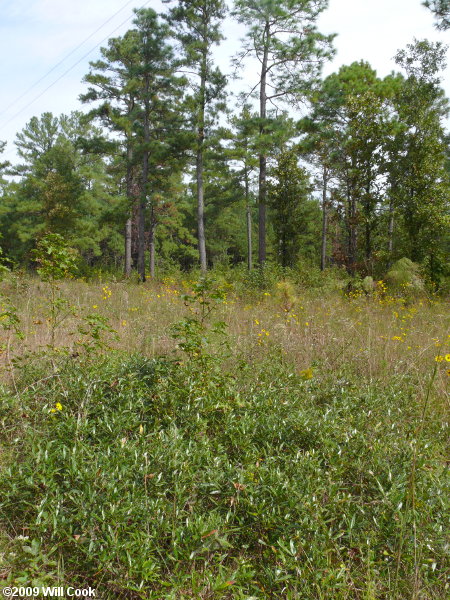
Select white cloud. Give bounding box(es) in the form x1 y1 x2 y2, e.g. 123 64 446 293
319 0 449 79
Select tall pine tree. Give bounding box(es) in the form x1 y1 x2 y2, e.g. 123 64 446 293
165 0 227 272
233 0 334 265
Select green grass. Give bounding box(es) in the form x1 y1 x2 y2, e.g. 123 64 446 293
0 276 449 598
1 348 448 599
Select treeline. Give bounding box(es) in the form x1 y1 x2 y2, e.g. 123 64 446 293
0 0 449 285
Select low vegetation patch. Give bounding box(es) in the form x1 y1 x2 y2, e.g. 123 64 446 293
0 274 449 599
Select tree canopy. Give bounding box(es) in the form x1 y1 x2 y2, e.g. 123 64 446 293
0 2 448 288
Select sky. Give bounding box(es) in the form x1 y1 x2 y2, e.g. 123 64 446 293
0 0 449 165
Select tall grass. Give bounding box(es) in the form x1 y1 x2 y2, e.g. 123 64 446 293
0 274 448 599
1 274 449 392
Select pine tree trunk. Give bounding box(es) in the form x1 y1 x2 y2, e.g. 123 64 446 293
364 184 372 266
365 221 371 263
137 196 146 282
125 218 132 277
244 164 252 271
320 166 328 271
138 74 151 283
197 54 207 273
149 203 155 279
350 196 357 276
197 148 206 272
346 170 357 276
388 196 395 265
124 143 133 277
246 205 253 271
258 23 269 266
347 202 356 274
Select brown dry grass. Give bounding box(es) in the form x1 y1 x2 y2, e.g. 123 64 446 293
1 274 449 402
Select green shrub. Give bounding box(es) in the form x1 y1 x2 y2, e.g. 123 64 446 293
385 258 425 297
1 351 448 599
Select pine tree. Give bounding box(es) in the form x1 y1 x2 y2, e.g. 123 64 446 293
82 9 187 281
229 105 259 270
0 141 9 191
268 149 319 267
233 0 334 265
423 0 450 29
82 34 141 276
0 113 121 264
14 112 60 176
165 0 227 272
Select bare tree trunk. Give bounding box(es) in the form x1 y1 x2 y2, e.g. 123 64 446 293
244 164 252 271
258 157 267 266
346 169 357 276
365 222 371 262
246 207 252 272
124 143 133 277
350 195 357 276
364 184 372 269
387 195 395 266
258 23 269 266
125 218 132 277
197 148 207 272
197 53 207 273
320 166 328 271
149 203 155 279
138 74 150 283
137 196 146 282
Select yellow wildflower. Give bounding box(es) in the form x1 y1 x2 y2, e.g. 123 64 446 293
435 356 444 362
300 367 314 380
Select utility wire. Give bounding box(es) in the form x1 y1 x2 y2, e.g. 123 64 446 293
0 0 151 131
0 0 137 120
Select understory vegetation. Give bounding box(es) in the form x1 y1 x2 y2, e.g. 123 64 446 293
0 267 448 599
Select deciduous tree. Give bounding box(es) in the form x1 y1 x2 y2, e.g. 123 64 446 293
391 39 450 282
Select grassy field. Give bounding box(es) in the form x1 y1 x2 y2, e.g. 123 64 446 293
0 273 449 599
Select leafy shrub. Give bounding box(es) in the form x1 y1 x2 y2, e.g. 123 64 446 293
1 351 448 599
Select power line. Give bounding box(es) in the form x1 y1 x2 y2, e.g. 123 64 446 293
0 0 152 131
0 0 137 120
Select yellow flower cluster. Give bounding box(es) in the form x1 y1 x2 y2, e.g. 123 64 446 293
50 402 63 414
435 354 450 363
257 329 270 345
300 367 314 380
